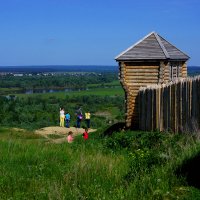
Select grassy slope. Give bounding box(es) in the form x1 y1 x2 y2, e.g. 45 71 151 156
0 128 128 199
1 127 200 199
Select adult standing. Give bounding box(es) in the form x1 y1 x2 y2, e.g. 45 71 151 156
76 107 83 128
76 113 83 128
85 111 91 128
60 107 65 127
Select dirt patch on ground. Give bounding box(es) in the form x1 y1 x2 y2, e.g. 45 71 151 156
94 111 112 118
12 128 27 132
35 126 97 143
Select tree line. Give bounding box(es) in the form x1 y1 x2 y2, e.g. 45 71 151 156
0 73 118 89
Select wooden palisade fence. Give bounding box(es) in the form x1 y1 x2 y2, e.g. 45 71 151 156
138 76 200 133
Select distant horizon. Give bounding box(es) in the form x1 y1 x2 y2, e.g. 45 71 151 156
0 65 200 74
0 64 118 68
0 65 200 68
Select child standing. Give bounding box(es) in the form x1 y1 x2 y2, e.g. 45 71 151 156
83 128 89 140
67 131 74 143
65 112 70 128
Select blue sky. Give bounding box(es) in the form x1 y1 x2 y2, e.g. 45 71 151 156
0 0 200 66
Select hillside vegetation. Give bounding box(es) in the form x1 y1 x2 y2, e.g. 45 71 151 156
0 72 124 130
1 127 200 199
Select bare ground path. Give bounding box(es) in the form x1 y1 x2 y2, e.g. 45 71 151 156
35 126 97 143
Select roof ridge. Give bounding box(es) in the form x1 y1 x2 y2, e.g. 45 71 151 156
115 31 155 60
115 31 190 61
158 35 190 59
154 32 170 59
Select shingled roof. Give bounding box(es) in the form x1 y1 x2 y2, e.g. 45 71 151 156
115 32 190 61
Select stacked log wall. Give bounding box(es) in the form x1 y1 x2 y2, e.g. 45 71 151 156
138 76 200 133
119 62 160 128
182 62 187 78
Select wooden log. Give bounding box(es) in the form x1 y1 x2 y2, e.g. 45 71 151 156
185 81 189 130
141 90 146 130
159 62 164 84
126 66 159 69
176 82 181 133
126 69 159 72
146 89 151 130
138 90 143 130
126 80 158 83
191 80 197 125
151 89 154 131
126 68 159 71
153 88 157 130
198 79 200 125
160 87 163 131
182 81 186 131
127 83 151 86
188 80 192 130
126 72 159 76
171 83 175 132
125 76 158 80
182 63 187 78
128 92 139 96
163 86 168 131
180 82 183 132
167 86 171 131
156 87 160 130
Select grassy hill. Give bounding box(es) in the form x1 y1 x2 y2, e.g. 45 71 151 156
1 127 200 199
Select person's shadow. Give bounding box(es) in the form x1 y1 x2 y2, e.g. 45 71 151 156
102 122 126 137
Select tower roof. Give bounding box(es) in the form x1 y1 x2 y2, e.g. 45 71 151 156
115 32 190 61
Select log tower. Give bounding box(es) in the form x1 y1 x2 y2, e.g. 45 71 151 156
115 32 190 129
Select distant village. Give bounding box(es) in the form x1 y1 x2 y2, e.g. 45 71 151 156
0 72 102 77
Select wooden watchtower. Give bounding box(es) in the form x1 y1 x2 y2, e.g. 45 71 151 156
115 32 190 129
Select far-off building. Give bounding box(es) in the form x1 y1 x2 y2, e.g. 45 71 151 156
115 32 190 128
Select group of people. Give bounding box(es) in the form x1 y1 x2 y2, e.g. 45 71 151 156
59 107 91 129
67 128 89 143
59 107 90 143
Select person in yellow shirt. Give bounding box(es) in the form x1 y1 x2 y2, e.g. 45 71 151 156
85 111 91 128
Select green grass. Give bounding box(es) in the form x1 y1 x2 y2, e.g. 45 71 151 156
15 87 124 99
0 128 128 199
47 134 65 139
88 80 120 88
0 87 22 92
1 128 200 199
0 87 22 95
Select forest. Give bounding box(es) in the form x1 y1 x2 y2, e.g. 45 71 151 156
0 72 117 89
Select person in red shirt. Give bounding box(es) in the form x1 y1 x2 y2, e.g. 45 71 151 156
83 128 89 140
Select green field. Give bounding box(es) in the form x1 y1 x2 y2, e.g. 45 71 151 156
15 87 124 99
88 80 121 88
